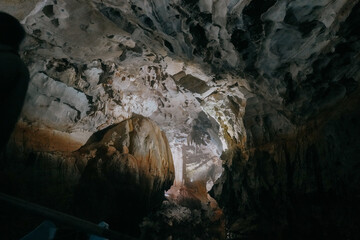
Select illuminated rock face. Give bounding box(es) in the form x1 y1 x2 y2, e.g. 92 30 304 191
210 1 360 239
74 115 174 234
0 115 175 237
1 0 360 239
3 0 247 189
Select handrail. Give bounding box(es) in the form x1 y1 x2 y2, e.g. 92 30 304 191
0 192 138 240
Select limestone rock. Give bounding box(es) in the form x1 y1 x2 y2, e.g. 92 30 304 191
74 115 175 235
212 92 360 239
141 182 225 240
1 0 360 239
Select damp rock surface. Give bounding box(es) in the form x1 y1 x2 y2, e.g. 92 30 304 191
141 181 225 240
74 115 175 235
212 94 360 239
1 0 360 239
0 115 175 238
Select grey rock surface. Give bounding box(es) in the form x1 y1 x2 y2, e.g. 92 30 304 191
1 0 359 239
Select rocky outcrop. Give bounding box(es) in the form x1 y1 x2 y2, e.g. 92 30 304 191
74 115 175 235
1 0 253 188
212 91 360 239
1 0 360 239
4 0 356 192
0 115 174 238
141 181 225 240
210 1 360 239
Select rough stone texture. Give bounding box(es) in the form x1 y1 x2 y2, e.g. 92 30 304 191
141 181 225 240
209 1 360 239
1 0 360 239
1 0 358 180
1 0 251 188
212 92 360 239
0 115 174 238
73 115 175 235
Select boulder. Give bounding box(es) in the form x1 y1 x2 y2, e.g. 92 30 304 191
74 115 175 235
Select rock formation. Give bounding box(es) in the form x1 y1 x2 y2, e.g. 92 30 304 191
0 0 359 239
210 1 360 239
212 95 360 239
0 115 174 238
74 115 175 234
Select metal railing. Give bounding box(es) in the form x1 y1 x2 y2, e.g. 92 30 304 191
0 192 139 240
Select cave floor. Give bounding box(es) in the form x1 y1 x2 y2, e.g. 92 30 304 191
140 181 226 240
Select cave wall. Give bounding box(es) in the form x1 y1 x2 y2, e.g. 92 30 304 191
4 0 358 194
213 91 360 239
211 1 360 238
1 0 251 189
1 0 360 238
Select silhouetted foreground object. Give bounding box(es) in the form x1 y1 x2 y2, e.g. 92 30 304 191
0 12 29 150
0 192 138 240
20 220 57 240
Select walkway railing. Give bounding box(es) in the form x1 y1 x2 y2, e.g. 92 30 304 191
0 192 139 240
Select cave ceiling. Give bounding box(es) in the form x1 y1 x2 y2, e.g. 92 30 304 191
1 0 359 187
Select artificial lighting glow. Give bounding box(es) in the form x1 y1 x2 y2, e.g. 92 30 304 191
170 142 184 186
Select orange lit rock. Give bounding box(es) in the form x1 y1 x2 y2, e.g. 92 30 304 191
9 123 86 152
74 115 175 235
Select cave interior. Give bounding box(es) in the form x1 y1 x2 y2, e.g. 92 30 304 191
0 0 360 239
